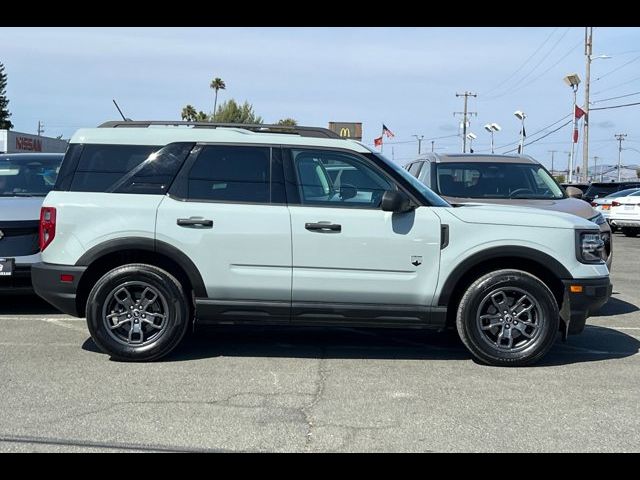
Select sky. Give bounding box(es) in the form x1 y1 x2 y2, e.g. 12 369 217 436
1 26 640 174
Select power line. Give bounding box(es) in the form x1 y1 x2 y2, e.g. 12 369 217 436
484 28 572 99
595 55 640 82
592 75 640 96
482 27 559 97
591 91 640 104
591 101 640 111
502 120 573 154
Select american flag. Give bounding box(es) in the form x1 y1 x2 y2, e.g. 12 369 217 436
382 124 395 138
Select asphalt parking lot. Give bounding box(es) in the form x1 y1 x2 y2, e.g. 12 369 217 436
0 234 638 452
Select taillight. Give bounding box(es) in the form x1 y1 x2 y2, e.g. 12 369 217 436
611 201 621 207
39 207 56 251
590 202 597 207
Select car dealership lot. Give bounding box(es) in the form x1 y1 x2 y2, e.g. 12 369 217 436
0 234 638 453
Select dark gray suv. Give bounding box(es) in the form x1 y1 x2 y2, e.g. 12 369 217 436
404 153 612 270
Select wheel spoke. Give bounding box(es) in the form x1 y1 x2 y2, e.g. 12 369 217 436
114 287 136 311
496 326 514 349
514 303 534 318
128 321 144 344
141 317 163 330
490 292 508 312
108 317 131 330
480 314 503 330
139 287 158 311
513 322 534 338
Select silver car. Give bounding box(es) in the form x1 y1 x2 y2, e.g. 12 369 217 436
0 153 63 293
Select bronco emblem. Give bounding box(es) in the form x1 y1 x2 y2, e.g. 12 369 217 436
411 256 422 267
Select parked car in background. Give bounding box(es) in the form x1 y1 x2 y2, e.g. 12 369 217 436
0 153 64 293
31 121 611 367
591 188 640 231
610 193 640 237
404 153 613 270
583 181 640 203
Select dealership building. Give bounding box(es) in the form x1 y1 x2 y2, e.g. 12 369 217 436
0 129 68 154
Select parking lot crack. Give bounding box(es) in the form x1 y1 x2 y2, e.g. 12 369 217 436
302 350 327 452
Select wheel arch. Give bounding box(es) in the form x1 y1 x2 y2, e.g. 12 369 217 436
74 238 207 317
438 246 569 327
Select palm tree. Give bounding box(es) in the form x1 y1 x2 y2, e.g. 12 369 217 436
181 105 197 121
277 118 298 126
210 77 226 122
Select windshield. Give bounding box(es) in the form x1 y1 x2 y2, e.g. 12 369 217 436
0 155 63 197
434 162 564 200
367 153 450 207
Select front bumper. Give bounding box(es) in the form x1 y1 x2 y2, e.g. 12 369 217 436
560 276 612 336
31 262 86 317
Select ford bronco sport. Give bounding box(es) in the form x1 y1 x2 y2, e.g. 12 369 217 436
32 122 611 366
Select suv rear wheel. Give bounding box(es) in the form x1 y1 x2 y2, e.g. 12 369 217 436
86 264 191 361
456 269 559 367
622 227 639 237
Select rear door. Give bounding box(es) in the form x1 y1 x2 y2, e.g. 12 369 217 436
157 144 292 321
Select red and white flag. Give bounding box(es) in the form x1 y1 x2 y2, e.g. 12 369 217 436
374 136 383 148
575 105 586 119
573 127 579 143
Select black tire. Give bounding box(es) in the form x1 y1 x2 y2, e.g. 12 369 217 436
456 269 559 367
86 264 191 361
622 227 639 237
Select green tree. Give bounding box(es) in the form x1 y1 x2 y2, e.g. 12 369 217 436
181 105 198 121
555 174 566 183
636 168 640 179
277 118 298 126
214 99 263 124
210 77 226 122
0 62 14 130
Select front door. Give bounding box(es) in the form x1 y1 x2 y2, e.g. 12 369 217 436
286 148 442 323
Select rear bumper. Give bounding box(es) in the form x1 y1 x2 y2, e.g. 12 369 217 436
560 276 612 335
0 265 33 294
31 262 86 317
610 219 640 228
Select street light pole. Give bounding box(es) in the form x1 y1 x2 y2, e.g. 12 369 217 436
615 133 627 182
583 27 592 183
413 135 424 155
564 73 581 184
515 111 526 154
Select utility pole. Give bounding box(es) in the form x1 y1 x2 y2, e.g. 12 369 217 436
37 121 44 136
454 91 477 153
592 155 599 182
615 133 627 182
564 151 571 181
413 135 424 155
548 150 557 176
431 140 435 152
582 27 592 183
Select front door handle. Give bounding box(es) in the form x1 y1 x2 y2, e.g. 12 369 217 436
177 217 213 228
305 222 341 233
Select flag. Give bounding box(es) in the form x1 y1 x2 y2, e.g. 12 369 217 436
575 105 586 119
374 136 383 147
382 124 395 138
573 127 579 143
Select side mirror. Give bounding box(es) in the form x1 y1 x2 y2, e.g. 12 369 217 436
565 186 583 199
381 190 413 213
339 184 357 201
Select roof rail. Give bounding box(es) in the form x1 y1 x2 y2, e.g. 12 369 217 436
97 121 343 139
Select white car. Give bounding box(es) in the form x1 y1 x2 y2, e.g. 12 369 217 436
591 187 640 226
610 194 640 237
31 121 611 367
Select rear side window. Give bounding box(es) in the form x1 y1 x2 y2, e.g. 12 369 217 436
187 146 271 203
408 162 422 177
69 145 160 192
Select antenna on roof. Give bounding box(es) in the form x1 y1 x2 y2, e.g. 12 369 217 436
112 99 132 121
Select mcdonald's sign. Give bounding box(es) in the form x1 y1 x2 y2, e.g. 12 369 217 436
328 122 362 141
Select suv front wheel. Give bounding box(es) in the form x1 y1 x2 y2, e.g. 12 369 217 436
456 269 559 367
86 264 191 361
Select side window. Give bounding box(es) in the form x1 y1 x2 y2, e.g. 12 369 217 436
417 161 431 187
187 145 271 203
69 144 160 192
408 162 422 177
291 149 393 208
113 143 194 195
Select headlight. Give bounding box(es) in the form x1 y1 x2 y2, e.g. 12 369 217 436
589 212 606 225
575 230 605 264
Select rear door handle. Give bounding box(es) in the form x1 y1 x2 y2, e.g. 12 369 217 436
177 217 213 228
305 222 341 233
